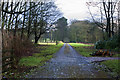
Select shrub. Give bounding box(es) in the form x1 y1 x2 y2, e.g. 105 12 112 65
95 40 105 49
105 36 119 49
13 36 34 57
2 31 34 64
114 47 120 51
95 35 119 50
105 41 115 49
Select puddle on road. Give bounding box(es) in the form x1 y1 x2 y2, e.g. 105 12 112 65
27 44 111 78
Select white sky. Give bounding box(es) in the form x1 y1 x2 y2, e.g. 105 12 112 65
55 0 93 22
55 0 119 23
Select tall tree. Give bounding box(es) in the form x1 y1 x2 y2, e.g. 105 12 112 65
86 0 118 39
118 1 120 48
55 17 68 42
31 1 61 43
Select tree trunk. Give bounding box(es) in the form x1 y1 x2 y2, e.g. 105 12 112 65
103 1 111 38
21 2 26 39
27 2 31 40
35 35 41 44
108 17 111 38
14 15 18 37
118 1 120 48
35 37 39 44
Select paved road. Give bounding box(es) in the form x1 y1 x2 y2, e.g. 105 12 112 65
27 43 116 78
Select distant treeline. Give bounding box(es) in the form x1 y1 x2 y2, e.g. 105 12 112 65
39 19 105 43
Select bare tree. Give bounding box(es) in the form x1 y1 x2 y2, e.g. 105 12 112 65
118 1 120 47
86 0 118 38
31 1 62 43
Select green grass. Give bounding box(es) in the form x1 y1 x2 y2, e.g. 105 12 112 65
69 43 120 57
69 43 95 57
38 42 56 45
101 59 120 76
19 56 47 66
69 43 93 47
19 43 64 67
113 53 120 57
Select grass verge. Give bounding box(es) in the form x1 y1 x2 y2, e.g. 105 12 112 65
69 43 95 57
69 43 120 57
100 59 120 77
113 53 120 57
38 42 56 45
3 42 64 78
19 43 64 67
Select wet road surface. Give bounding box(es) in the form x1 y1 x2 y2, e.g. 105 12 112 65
27 43 118 78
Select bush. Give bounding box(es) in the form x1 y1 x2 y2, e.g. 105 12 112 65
95 35 119 50
114 47 120 51
13 36 34 57
105 41 114 49
95 40 105 49
105 36 119 49
3 31 34 60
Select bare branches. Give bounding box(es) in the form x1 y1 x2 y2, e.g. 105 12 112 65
2 2 40 14
87 4 105 30
1 0 62 43
87 0 119 38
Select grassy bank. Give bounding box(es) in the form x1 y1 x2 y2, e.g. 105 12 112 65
69 43 120 57
19 43 64 67
69 43 95 57
4 42 64 78
38 42 56 45
100 59 120 77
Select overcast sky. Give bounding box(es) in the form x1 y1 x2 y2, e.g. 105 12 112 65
55 0 93 22
55 0 119 23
